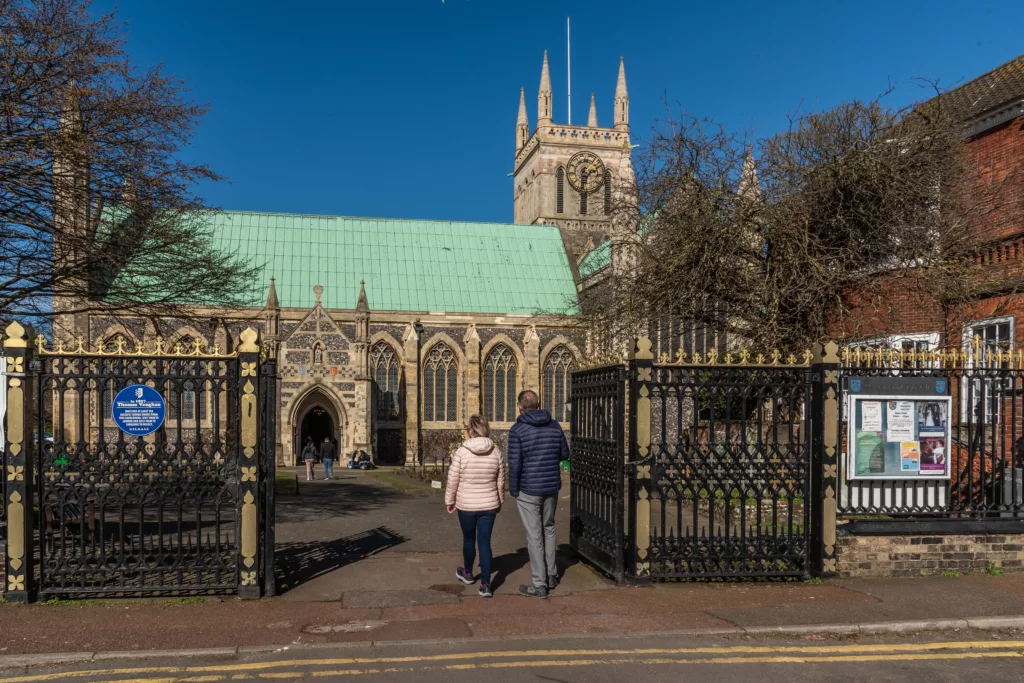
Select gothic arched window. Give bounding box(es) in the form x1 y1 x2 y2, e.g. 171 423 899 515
543 345 576 423
370 341 401 420
423 342 458 422
483 343 518 423
555 167 565 214
604 169 613 215
167 335 207 423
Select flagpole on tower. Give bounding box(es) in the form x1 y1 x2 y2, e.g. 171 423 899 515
567 16 571 125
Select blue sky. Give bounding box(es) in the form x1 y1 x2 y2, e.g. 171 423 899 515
94 0 1023 224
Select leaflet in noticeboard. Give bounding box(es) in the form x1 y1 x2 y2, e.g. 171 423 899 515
849 395 951 480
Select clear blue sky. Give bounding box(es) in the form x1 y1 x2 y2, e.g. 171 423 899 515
94 0 1023 224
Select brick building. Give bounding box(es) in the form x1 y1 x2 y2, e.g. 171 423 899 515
843 54 1024 356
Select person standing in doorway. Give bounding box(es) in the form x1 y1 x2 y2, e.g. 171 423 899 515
301 437 317 481
507 389 568 598
445 414 504 598
320 436 335 480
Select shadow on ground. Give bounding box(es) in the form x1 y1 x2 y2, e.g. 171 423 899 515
274 476 405 523
275 526 407 593
489 543 582 591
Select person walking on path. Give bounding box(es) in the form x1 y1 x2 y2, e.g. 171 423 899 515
507 389 568 599
319 436 335 480
445 414 504 598
301 437 317 481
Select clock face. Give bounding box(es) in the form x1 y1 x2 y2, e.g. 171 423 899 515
565 151 606 193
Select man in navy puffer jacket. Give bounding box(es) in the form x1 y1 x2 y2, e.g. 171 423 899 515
508 390 568 598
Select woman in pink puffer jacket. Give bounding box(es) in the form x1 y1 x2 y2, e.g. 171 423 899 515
446 414 504 598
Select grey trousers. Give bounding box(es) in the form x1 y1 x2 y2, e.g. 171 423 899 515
516 492 558 589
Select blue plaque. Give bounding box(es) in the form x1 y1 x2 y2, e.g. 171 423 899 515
112 384 166 436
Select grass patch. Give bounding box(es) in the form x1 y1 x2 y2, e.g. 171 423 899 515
275 470 299 495
939 571 961 578
804 577 826 585
988 564 1005 577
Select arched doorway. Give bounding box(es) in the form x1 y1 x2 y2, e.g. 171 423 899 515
300 406 334 459
290 387 346 465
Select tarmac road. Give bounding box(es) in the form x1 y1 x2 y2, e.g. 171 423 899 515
3 631 1024 683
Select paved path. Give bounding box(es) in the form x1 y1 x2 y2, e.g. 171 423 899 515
274 469 596 601
5 632 1024 682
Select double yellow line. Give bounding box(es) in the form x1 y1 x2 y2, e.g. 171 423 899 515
3 640 1024 682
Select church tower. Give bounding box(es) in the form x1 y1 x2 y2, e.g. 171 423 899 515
513 54 633 264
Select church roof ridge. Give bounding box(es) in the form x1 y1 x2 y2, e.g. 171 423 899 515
208 208 557 231
135 210 581 316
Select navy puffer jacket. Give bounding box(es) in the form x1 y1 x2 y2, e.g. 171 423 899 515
508 409 568 497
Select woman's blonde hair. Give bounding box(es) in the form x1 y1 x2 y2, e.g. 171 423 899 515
467 414 490 438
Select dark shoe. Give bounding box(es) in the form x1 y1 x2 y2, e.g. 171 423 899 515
547 575 560 591
519 584 548 599
456 567 475 585
478 583 493 598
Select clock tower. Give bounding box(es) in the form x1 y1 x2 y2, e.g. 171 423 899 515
513 52 633 264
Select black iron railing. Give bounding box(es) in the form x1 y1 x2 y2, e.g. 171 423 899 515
638 364 812 579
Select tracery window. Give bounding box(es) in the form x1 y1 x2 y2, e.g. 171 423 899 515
423 342 458 422
483 343 518 423
543 345 576 423
371 341 401 420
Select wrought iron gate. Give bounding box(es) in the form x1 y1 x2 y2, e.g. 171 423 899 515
2 322 272 601
570 338 816 581
568 364 626 582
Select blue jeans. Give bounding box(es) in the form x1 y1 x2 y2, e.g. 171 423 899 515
457 509 497 585
323 458 334 478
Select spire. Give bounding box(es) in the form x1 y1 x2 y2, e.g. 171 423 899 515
613 56 629 132
587 92 598 127
538 50 553 125
516 87 529 153
265 277 279 310
356 280 370 313
737 148 762 202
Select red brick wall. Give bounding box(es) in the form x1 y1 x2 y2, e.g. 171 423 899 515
839 115 1024 346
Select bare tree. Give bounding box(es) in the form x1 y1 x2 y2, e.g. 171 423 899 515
589 89 1022 353
0 0 258 333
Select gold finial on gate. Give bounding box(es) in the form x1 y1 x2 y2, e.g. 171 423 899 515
802 349 813 366
675 349 686 364
34 334 47 354
770 349 780 366
3 321 27 348
739 349 750 364
707 349 718 365
723 352 734 365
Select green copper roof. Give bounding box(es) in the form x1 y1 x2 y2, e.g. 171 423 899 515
211 212 579 315
578 239 611 279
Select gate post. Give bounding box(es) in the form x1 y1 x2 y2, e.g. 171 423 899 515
810 341 840 578
627 337 654 581
3 322 35 602
260 353 278 598
238 327 262 599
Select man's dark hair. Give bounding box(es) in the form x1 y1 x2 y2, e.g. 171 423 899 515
517 390 540 411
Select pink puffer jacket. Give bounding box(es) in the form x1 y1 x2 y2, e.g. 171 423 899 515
445 437 505 512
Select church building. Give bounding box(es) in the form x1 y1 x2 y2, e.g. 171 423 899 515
55 54 634 466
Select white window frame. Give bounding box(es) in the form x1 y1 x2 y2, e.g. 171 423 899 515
961 316 1015 423
847 333 940 368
